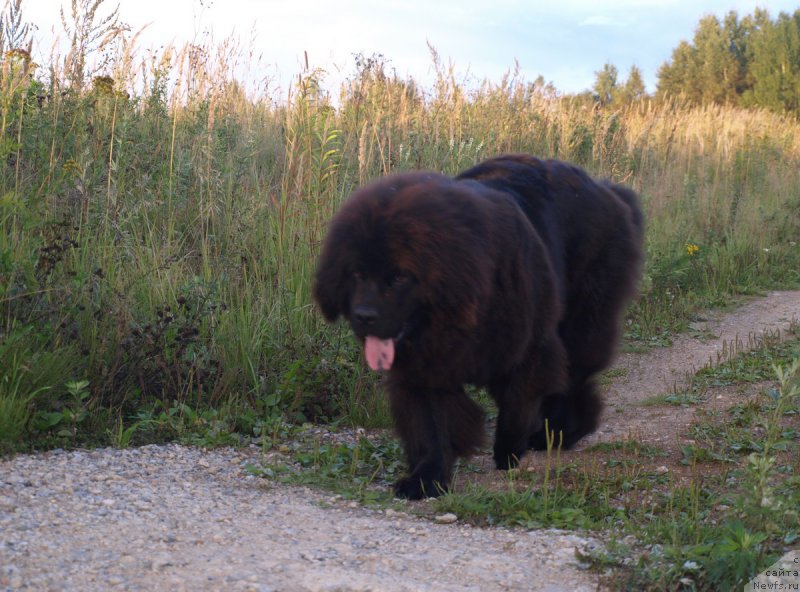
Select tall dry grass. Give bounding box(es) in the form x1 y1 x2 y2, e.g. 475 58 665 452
1 11 799 448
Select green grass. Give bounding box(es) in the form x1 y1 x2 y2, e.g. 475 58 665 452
599 366 629 390
244 430 405 506
584 439 669 459
692 327 800 388
654 325 800 410
641 392 704 407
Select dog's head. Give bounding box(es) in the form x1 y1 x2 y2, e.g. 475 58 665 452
313 173 493 371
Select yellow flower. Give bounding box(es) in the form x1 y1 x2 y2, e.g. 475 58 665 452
686 242 700 257
62 159 81 177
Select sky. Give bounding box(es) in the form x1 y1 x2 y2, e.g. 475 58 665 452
20 0 800 97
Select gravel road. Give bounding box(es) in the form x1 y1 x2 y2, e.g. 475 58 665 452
1 444 601 591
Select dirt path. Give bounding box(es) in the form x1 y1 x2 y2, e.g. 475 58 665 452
587 290 799 451
1 291 798 592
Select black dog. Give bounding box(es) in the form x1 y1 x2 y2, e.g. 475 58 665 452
314 154 644 499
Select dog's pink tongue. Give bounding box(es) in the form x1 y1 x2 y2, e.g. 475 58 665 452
364 336 395 371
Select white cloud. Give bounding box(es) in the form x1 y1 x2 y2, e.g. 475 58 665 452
579 15 631 27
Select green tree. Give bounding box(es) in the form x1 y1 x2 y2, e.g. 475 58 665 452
693 14 741 104
655 8 800 112
618 65 647 104
723 10 756 97
593 62 618 106
657 40 700 102
744 10 800 113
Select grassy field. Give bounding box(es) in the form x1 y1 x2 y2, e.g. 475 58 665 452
3 32 799 450
2 4 800 590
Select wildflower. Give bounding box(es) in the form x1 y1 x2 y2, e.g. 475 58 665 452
685 242 700 257
62 159 80 176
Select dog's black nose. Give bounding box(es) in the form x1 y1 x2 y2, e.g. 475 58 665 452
353 305 378 325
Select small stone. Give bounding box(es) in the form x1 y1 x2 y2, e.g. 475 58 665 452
655 465 669 474
151 555 173 570
434 513 458 524
0 495 15 510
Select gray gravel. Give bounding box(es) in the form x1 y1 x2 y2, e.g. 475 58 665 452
0 444 602 591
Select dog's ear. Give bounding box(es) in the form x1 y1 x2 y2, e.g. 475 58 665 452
313 250 350 322
313 188 377 323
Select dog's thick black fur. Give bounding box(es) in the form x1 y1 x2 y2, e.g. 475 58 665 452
313 154 644 499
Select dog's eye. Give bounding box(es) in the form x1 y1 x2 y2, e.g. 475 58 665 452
390 274 409 287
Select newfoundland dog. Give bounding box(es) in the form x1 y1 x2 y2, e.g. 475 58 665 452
313 154 643 499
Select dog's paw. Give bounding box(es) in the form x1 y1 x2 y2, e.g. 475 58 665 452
394 476 447 500
493 449 521 471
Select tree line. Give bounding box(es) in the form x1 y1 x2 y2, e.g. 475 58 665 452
590 8 800 114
